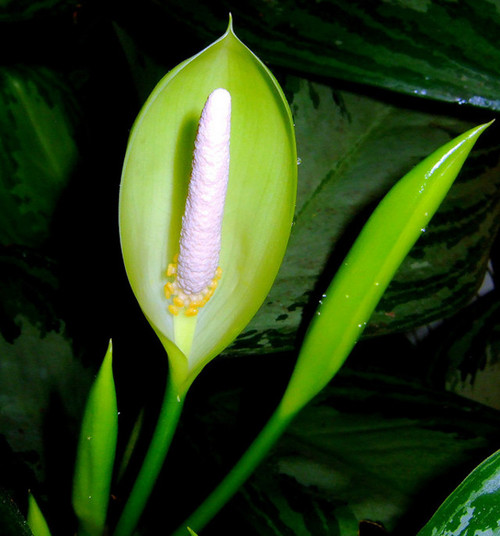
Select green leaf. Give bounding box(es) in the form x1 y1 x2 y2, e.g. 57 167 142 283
72 341 117 536
0 0 73 21
27 494 51 536
0 314 92 481
119 18 297 394
417 449 500 536
0 249 62 343
0 488 33 536
181 369 500 535
135 0 500 111
230 78 500 354
279 121 492 416
434 289 500 409
0 66 80 247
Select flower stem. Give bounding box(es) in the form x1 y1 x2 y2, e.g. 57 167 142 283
113 374 184 536
171 403 294 536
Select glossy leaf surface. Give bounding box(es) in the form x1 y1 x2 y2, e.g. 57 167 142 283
279 122 491 415
72 341 117 536
177 368 500 535
27 494 52 536
126 0 500 111
418 448 500 536
232 79 500 354
0 488 33 536
119 20 297 393
438 290 500 410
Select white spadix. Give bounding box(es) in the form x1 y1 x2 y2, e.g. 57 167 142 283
164 88 231 316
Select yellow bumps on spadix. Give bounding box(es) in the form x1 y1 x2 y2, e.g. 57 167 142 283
119 17 297 394
164 88 230 318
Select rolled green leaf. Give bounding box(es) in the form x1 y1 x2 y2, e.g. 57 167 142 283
279 121 492 417
72 341 118 536
417 449 500 536
173 123 493 536
27 493 52 536
119 16 297 396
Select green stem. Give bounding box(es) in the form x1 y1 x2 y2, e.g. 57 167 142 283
113 375 184 536
171 403 294 536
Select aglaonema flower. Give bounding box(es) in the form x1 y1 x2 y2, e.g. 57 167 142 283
119 18 297 396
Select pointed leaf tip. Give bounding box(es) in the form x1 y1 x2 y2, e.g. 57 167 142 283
72 342 118 535
278 121 490 416
27 493 52 536
120 20 297 393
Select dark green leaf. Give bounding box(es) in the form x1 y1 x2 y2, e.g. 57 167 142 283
0 0 73 22
0 488 33 536
132 0 500 111
231 78 500 353
0 248 62 342
432 288 500 409
0 66 80 247
185 370 500 535
0 315 92 481
417 448 500 536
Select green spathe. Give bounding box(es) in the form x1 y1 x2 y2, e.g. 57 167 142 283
119 18 297 395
